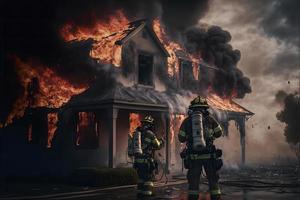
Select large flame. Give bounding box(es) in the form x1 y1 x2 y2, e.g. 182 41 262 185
60 10 132 67
153 19 201 79
129 113 141 135
3 56 87 126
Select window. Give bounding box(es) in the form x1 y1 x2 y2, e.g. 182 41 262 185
138 54 153 86
180 60 194 88
76 112 99 149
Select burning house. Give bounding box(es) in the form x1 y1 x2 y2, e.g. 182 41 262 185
1 14 253 175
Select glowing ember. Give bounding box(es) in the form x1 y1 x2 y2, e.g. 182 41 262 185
3 56 87 127
129 113 141 135
60 10 132 67
47 113 58 148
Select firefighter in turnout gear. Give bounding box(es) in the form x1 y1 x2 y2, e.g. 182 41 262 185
178 96 223 200
130 115 163 198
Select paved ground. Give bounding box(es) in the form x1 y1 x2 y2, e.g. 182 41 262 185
1 165 300 200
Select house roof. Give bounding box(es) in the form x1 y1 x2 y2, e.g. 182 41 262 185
68 83 169 112
115 19 170 57
67 82 253 116
207 94 253 115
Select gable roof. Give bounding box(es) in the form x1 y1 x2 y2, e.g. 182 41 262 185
115 19 170 57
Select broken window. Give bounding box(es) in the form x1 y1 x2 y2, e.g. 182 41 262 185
138 54 153 86
76 112 99 149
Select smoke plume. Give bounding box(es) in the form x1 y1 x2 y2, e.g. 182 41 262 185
277 92 300 145
184 26 251 98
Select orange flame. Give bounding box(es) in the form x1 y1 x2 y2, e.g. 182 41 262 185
207 93 248 113
129 113 141 135
152 19 201 79
170 114 185 143
47 113 58 148
60 10 132 66
3 56 87 127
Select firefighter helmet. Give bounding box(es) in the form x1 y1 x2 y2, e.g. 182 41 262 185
141 115 154 124
189 96 209 109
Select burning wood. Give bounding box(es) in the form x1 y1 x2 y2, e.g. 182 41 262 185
3 56 87 127
153 19 201 79
207 93 250 114
60 10 132 67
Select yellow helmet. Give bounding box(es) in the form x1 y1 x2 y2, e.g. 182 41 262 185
141 115 154 124
189 96 209 109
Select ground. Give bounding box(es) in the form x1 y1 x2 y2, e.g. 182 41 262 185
1 165 299 200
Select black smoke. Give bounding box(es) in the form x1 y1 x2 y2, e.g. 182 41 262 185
275 90 288 105
184 26 251 98
276 92 300 145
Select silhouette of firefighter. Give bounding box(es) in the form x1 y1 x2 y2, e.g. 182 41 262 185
128 115 164 198
178 96 223 200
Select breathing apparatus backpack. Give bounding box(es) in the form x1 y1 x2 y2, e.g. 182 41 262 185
130 129 143 156
191 112 206 151
127 134 134 157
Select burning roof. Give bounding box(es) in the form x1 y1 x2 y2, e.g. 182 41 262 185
207 94 253 115
1 11 253 128
65 17 252 116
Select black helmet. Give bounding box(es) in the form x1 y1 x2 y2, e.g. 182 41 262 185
189 96 209 110
141 115 154 124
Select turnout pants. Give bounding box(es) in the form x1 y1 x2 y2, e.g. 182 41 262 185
187 159 221 200
134 157 155 197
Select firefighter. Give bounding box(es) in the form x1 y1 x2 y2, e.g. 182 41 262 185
178 96 223 200
131 115 163 198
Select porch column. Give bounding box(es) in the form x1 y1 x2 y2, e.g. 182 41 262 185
108 107 119 168
163 113 170 173
221 121 229 137
238 116 246 165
